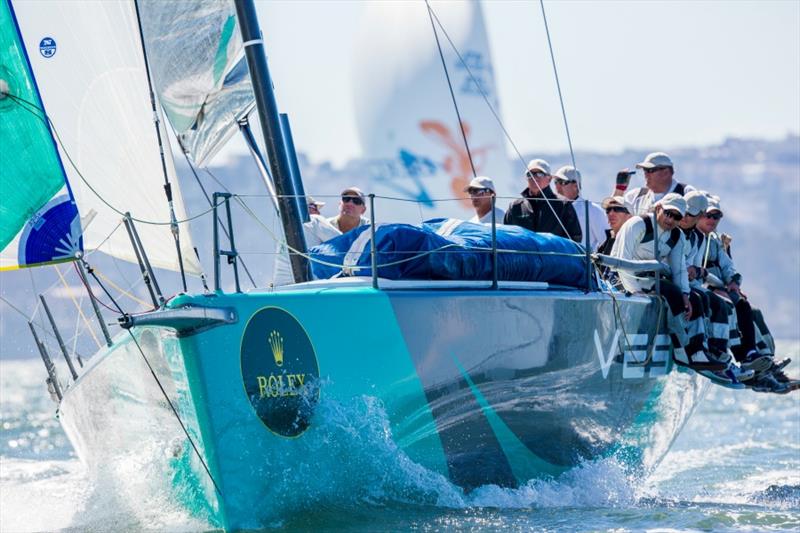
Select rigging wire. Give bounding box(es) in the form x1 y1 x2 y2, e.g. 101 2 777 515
424 0 477 179
80 259 223 498
539 0 577 170
233 194 583 274
53 265 102 349
176 147 258 288
3 93 215 226
132 0 187 291
424 3 576 247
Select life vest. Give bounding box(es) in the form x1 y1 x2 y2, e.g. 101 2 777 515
640 215 681 251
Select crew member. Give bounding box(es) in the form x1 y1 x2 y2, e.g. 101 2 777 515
624 152 696 215
307 196 325 216
464 176 505 224
504 159 582 242
328 187 370 233
553 165 608 250
595 196 633 289
679 192 753 382
610 193 713 373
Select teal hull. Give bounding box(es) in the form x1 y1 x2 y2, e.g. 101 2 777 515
57 283 707 530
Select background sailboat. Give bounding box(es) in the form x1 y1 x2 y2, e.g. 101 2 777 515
352 1 510 218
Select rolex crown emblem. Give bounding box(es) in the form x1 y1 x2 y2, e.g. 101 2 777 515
269 330 284 366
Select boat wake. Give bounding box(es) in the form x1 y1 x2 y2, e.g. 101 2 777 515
2 356 797 531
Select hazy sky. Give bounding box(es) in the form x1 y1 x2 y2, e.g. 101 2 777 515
237 0 800 166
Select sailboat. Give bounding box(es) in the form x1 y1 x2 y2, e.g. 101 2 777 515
1 0 709 530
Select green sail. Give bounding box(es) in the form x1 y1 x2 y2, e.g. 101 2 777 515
0 0 79 268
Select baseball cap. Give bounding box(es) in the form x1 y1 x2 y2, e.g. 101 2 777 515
463 176 496 193
684 190 708 216
601 196 633 213
656 192 686 216
635 152 674 170
340 186 365 198
554 165 582 184
526 158 551 175
706 196 723 214
306 196 325 208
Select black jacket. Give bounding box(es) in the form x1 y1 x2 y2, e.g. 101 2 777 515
597 228 615 255
503 187 582 242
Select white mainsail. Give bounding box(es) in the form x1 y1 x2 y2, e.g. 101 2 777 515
352 0 510 221
10 0 201 274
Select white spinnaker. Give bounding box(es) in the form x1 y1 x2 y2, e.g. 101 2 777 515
12 0 201 274
353 0 511 221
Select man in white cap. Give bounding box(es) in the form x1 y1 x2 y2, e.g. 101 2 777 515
504 159 582 242
610 193 726 378
624 152 695 215
595 196 633 288
553 165 609 250
463 176 505 224
694 197 781 378
597 196 633 255
306 196 326 216
328 187 370 233
677 192 749 380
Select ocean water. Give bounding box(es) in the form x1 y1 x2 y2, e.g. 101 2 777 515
1 343 798 532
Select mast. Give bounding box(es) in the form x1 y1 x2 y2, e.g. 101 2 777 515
233 0 310 283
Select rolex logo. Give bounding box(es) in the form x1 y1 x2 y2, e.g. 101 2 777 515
269 330 284 366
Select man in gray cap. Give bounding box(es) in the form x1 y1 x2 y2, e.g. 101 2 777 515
504 159 582 242
610 193 726 378
463 176 505 224
328 186 370 233
624 152 696 215
553 165 609 250
694 196 795 391
678 192 752 382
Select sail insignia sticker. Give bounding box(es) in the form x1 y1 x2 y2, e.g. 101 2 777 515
39 37 56 58
241 307 320 438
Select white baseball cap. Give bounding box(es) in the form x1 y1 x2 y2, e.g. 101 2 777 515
635 152 674 170
526 158 551 176
706 196 723 214
340 186 365 198
306 196 326 208
554 165 582 185
656 192 687 216
601 196 633 213
463 176 496 193
684 191 708 216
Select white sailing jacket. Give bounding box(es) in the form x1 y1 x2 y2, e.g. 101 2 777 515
469 206 506 225
610 214 689 294
572 197 609 251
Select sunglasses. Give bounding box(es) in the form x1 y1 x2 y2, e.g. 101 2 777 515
341 196 364 206
643 166 667 174
704 212 723 220
663 210 683 222
605 206 629 214
526 171 548 179
467 188 491 195
555 179 577 186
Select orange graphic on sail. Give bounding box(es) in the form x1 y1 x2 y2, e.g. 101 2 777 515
420 120 493 209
